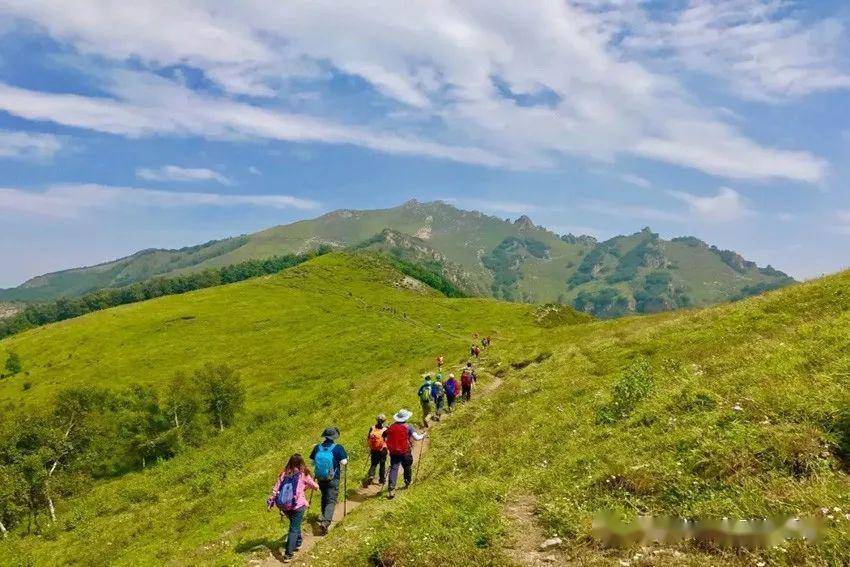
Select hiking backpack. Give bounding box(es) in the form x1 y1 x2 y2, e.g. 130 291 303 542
385 423 410 455
445 379 457 396
314 444 336 480
461 370 474 387
431 381 445 400
418 383 432 402
275 472 300 510
368 426 385 452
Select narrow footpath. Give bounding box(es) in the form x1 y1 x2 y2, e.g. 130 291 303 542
254 359 503 566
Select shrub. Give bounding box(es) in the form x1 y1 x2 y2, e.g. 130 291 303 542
596 359 654 424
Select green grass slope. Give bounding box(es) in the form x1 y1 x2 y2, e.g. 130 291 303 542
0 253 535 565
306 269 850 566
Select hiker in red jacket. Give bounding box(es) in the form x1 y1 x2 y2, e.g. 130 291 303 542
383 409 425 499
461 363 476 402
436 355 444 369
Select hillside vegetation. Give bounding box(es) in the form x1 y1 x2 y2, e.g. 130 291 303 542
0 254 533 565
1 253 846 566
0 201 793 317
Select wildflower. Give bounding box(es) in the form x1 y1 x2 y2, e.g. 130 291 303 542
733 404 743 412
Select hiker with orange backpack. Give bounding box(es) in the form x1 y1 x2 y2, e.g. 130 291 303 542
364 414 388 486
436 355 444 369
461 363 476 402
383 409 425 499
267 453 319 562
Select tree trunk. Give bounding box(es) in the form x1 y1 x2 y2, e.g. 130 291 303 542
218 414 223 432
173 411 180 429
0 519 7 538
48 497 56 523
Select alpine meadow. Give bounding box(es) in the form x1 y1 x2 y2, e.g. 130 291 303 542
2 1 850 566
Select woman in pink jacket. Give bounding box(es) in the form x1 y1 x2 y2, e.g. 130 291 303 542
267 453 319 562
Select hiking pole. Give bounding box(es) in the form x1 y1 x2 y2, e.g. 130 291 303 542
413 437 424 485
343 464 348 518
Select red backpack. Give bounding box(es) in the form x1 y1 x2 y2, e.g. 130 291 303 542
461 369 474 386
385 423 411 455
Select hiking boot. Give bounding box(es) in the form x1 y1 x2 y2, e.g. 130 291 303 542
387 490 395 499
319 522 329 535
283 555 293 563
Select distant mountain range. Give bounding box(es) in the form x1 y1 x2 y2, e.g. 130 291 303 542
0 200 794 317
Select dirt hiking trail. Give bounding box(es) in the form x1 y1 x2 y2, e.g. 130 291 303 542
253 359 503 566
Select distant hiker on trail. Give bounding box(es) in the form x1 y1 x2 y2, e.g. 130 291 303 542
485 336 491 347
309 427 348 535
418 374 434 428
461 363 476 402
444 373 459 412
471 344 481 358
267 453 318 562
436 355 444 369
383 409 425 499
365 414 388 487
431 374 446 421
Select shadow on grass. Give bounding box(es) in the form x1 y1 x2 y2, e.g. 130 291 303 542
234 536 285 561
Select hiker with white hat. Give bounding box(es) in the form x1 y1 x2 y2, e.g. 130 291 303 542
309 426 348 534
364 414 388 486
382 409 425 499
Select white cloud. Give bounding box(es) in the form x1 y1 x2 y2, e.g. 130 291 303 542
620 173 652 188
0 0 831 181
136 165 232 185
0 129 62 160
668 187 752 223
248 166 261 175
625 0 850 102
580 199 685 222
0 183 320 218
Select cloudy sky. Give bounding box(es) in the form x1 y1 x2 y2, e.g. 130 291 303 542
1 0 849 287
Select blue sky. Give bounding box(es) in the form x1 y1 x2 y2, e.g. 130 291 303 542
1 0 849 288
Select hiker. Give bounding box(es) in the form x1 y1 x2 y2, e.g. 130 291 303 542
444 372 459 412
418 374 433 428
267 453 319 562
436 355 444 369
431 374 446 420
383 409 425 499
461 363 476 402
365 414 388 486
309 426 349 534
485 336 492 347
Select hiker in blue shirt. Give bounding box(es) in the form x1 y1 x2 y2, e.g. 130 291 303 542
309 426 348 534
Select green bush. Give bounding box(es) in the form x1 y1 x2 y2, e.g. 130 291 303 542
596 358 654 424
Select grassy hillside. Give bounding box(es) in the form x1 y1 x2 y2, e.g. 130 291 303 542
0 253 535 565
0 201 792 317
1 252 847 566
305 268 849 566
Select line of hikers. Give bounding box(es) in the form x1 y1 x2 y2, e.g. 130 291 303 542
266 345 487 563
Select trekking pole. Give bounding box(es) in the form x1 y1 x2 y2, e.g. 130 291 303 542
343 464 348 518
414 437 424 484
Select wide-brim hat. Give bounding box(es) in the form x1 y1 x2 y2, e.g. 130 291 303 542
393 409 413 423
322 426 340 440
376 413 387 422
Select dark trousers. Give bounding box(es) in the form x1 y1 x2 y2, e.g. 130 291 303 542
368 448 387 483
387 452 413 490
317 478 339 525
446 393 457 411
461 384 472 401
283 506 306 557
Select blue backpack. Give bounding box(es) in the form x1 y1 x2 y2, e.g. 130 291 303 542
275 472 300 510
314 444 336 480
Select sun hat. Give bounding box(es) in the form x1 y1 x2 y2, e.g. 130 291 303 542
393 409 413 423
321 426 340 440
376 413 387 422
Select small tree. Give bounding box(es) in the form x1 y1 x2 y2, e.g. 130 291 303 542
193 364 245 432
164 371 201 437
5 351 21 375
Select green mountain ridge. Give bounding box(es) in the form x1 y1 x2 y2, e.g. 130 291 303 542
1 200 794 316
